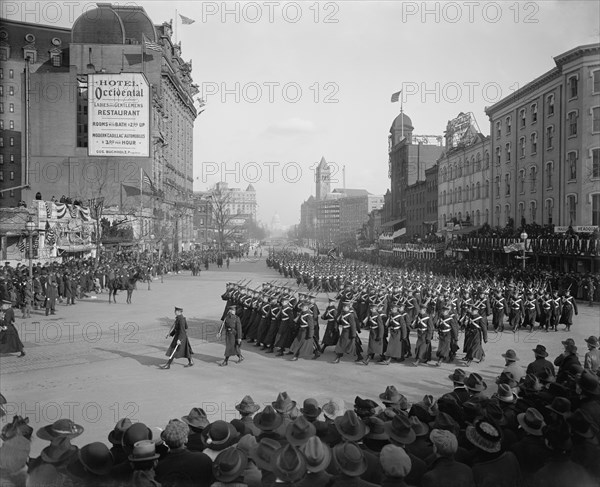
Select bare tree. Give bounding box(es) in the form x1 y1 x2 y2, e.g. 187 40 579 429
208 185 242 252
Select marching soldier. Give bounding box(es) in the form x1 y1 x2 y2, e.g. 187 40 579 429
463 308 487 366
290 302 315 361
559 288 578 331
412 307 434 366
380 303 407 364
217 305 243 366
491 289 508 332
435 305 458 366
507 289 524 332
522 290 540 332
160 307 194 369
361 303 384 365
538 291 555 332
550 289 562 332
333 301 358 364
319 298 339 356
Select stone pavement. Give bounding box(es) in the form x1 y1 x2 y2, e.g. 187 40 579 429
1 258 599 457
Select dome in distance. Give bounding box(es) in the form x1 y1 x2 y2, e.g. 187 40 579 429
390 113 414 134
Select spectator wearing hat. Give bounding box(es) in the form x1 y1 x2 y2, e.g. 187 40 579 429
27 436 78 484
65 442 114 486
445 369 470 405
202 421 240 461
0 300 25 357
107 418 132 464
211 447 248 486
464 373 487 399
235 434 261 487
328 441 378 487
296 437 332 487
254 405 285 445
155 419 213 487
526 345 556 379
235 396 261 436
554 339 581 383
109 422 153 482
501 349 526 383
466 419 523 487
249 438 280 485
532 422 596 487
383 413 427 486
421 429 474 487
128 440 161 487
583 336 600 373
300 398 322 424
377 444 413 487
510 408 550 478
271 444 307 485
182 407 210 452
568 409 600 480
576 370 600 429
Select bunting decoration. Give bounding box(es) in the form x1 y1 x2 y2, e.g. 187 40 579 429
18 235 25 253
45 201 53 219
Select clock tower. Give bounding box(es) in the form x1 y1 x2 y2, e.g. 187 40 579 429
315 156 330 201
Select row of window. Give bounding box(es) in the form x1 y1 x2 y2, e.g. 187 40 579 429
441 152 489 182
442 209 488 228
0 69 15 79
0 85 15 97
0 103 15 113
440 182 489 205
0 136 15 147
0 154 16 164
0 170 15 181
0 120 15 130
0 46 61 66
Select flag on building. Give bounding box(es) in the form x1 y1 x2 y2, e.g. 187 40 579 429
46 221 56 246
18 235 25 253
503 242 524 253
391 90 402 103
179 13 196 24
122 183 154 197
142 33 162 52
142 170 155 191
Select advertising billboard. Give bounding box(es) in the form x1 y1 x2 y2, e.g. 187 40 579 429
88 73 150 157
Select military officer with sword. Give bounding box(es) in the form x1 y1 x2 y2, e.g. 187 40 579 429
160 307 194 369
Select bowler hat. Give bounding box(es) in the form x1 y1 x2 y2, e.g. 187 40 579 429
77 442 114 476
532 345 549 357
40 436 77 464
332 441 367 477
517 408 545 436
250 438 280 471
334 411 369 442
285 416 316 446
235 395 260 414
501 349 519 361
300 398 322 420
253 405 283 432
128 440 160 462
108 418 132 445
213 447 248 483
201 420 238 451
383 413 416 445
272 444 307 483
181 407 210 430
299 436 331 473
37 419 84 442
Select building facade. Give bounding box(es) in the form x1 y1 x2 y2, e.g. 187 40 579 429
485 43 600 229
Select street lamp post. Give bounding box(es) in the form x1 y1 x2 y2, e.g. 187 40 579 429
520 231 528 271
25 216 36 278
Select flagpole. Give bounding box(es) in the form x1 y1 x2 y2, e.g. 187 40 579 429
140 167 143 244
400 92 404 140
175 9 178 45
141 35 145 74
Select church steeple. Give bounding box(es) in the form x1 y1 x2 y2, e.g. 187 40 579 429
315 156 330 200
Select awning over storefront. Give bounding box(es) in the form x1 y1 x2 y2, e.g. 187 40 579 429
449 225 483 236
57 245 93 253
392 228 407 239
381 218 406 228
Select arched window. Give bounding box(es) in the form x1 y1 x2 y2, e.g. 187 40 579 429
476 153 481 172
465 185 469 202
485 208 489 224
471 184 475 201
475 209 480 226
476 182 481 199
530 201 537 223
485 180 490 198
485 152 490 169
519 202 525 222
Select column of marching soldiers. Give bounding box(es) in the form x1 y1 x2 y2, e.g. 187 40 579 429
218 253 579 367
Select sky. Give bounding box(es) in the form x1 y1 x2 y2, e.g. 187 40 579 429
3 1 600 227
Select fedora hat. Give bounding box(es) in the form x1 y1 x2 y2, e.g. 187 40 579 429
496 383 517 403
520 373 543 393
501 349 519 361
285 416 316 446
108 418 132 445
181 407 210 430
568 409 600 439
299 436 331 473
323 399 346 420
364 417 390 441
561 338 575 347
532 345 548 357
465 419 502 453
545 397 572 418
332 441 367 477
235 434 258 457
201 420 238 451
578 370 600 396
334 410 369 442
213 447 248 483
496 371 519 389
448 368 466 384
429 412 460 437
379 386 403 405
40 436 77 464
384 413 416 445
128 440 160 462
272 392 296 414
250 438 280 471
300 398 322 420
272 444 307 483
37 419 84 441
409 416 429 437
517 408 545 436
254 405 283 432
77 442 114 476
465 373 487 392
584 336 599 347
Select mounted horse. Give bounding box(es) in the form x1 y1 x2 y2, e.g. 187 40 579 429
107 270 143 304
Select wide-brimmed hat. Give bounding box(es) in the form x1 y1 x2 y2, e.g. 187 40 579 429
254 405 284 432
272 444 307 483
561 338 575 347
334 411 369 442
429 412 460 437
379 386 403 405
300 398 322 420
409 416 429 437
532 345 548 357
501 349 519 361
545 397 572 418
354 396 379 417
77 442 114 475
108 418 132 445
517 408 545 436
181 407 210 430
384 413 416 445
213 447 248 483
578 370 600 396
465 373 487 392
519 374 543 393
201 420 239 451
235 434 257 457
448 369 466 384
584 336 599 347
465 420 502 453
322 399 346 420
568 410 600 439
285 416 316 446
299 436 331 473
496 383 517 403
332 441 367 477
362 417 389 442
40 436 77 464
37 419 84 441
250 438 280 471
128 440 160 462
272 392 296 414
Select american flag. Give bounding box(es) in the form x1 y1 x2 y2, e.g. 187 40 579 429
142 34 162 53
179 13 195 24
391 90 402 103
143 171 156 194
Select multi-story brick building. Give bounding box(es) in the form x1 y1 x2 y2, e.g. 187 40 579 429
485 43 600 229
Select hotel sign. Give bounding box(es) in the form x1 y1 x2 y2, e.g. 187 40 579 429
88 73 150 157
554 225 598 233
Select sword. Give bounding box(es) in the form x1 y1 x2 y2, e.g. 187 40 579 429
167 341 180 360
